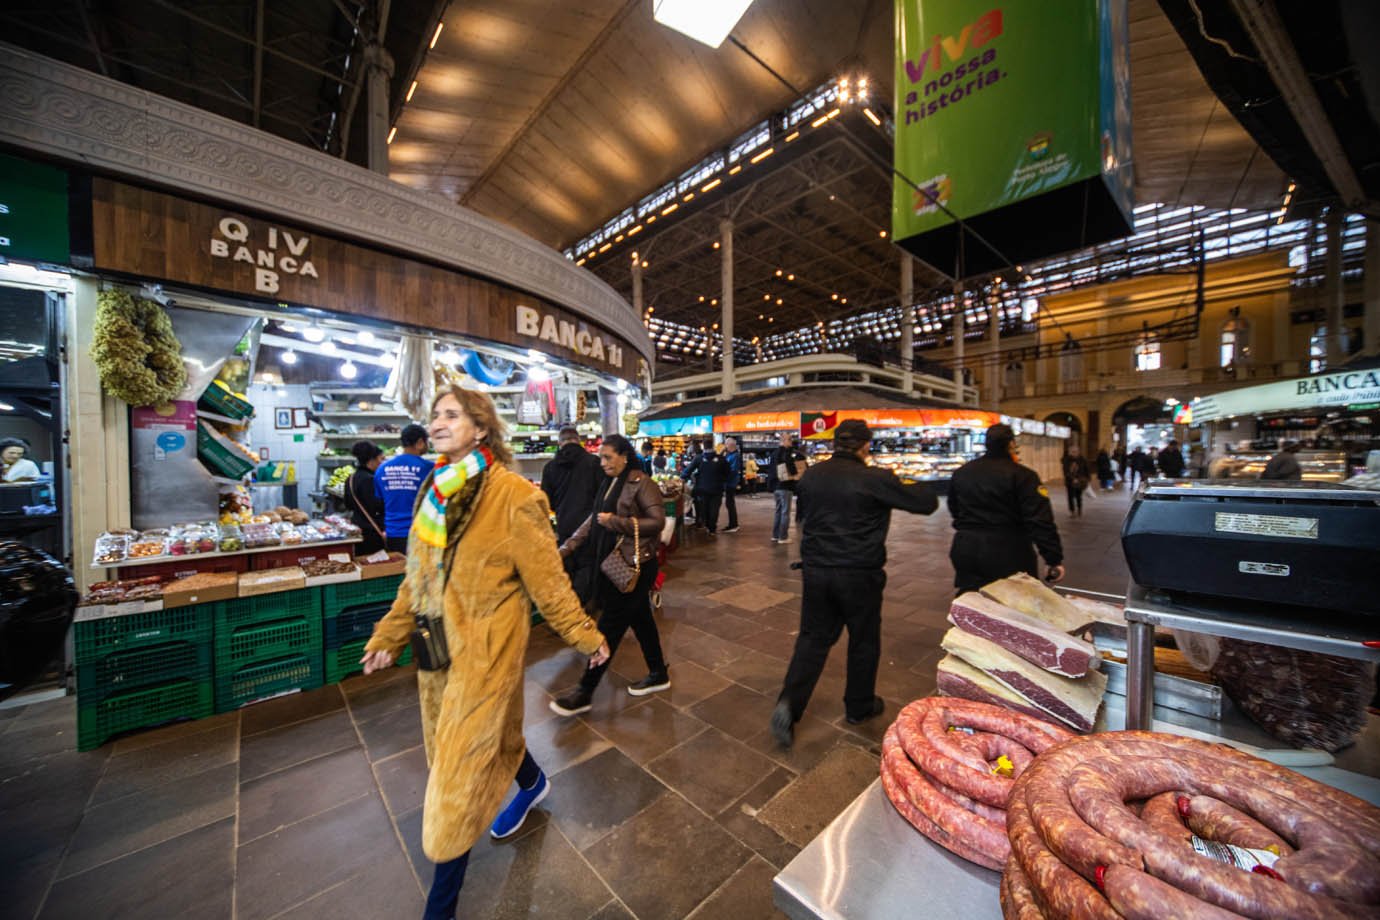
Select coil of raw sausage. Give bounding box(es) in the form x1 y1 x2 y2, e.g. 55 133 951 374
1004 731 1380 919
880 697 1074 869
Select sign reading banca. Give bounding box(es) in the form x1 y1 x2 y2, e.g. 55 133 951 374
1191 369 1380 422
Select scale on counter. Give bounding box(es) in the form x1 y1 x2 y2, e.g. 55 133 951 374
1121 480 1380 615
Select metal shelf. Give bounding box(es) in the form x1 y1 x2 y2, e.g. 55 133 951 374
93 537 361 570
316 456 354 464
319 432 398 439
313 411 412 418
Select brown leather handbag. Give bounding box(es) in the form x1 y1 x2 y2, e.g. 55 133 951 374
600 515 641 593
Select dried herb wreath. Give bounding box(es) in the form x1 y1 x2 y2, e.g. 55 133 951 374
91 289 188 407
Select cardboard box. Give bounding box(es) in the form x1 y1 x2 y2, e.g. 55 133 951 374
304 566 362 588
163 575 240 609
357 553 406 580
238 566 307 597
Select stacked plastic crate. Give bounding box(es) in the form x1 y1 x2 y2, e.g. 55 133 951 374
74 604 215 750
322 575 408 683
214 589 323 712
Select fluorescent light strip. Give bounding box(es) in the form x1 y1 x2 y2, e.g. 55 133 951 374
749 147 774 164
387 126 397 144
430 22 444 48
406 81 418 102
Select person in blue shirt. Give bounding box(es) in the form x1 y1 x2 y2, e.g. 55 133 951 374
721 437 743 533
374 423 431 553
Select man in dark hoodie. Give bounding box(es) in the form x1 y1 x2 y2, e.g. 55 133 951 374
541 427 603 601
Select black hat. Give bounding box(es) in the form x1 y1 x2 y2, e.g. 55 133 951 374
835 419 872 453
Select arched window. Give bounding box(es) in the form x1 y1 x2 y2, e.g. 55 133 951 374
1220 312 1251 367
1135 340 1161 371
1309 325 1327 373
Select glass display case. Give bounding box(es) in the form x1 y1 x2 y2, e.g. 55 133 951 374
1223 449 1347 482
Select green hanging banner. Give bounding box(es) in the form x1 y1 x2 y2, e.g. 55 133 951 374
0 152 70 265
891 0 1133 277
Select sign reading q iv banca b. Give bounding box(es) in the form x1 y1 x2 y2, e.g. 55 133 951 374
210 217 319 294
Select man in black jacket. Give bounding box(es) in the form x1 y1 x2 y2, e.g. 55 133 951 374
767 432 807 543
947 424 1064 594
541 427 603 600
682 443 730 534
1157 440 1186 478
770 420 938 746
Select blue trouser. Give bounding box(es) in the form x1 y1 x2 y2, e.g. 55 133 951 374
772 489 792 540
423 750 542 919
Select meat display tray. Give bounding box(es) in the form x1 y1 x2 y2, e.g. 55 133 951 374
1121 480 1380 615
1099 658 1223 720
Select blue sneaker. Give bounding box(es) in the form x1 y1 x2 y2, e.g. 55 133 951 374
489 771 550 839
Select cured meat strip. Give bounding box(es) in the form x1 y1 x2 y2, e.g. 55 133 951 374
941 628 1107 732
949 592 1100 677
936 655 1060 724
980 572 1093 633
1003 731 1380 919
879 698 1072 870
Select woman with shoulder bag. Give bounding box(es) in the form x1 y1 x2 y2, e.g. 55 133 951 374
359 386 610 920
550 434 669 716
344 440 388 556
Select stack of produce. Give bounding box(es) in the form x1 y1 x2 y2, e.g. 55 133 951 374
1002 730 1380 919
938 574 1110 732
880 698 1073 870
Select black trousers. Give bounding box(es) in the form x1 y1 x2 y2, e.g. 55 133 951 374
1066 484 1084 514
778 567 887 722
386 535 408 554
423 750 541 919
699 490 724 533
950 530 1038 594
723 488 738 528
581 558 665 690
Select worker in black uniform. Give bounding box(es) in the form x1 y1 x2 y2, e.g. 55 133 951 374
770 419 939 747
947 423 1064 594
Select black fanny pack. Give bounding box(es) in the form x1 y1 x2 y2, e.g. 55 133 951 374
409 612 450 671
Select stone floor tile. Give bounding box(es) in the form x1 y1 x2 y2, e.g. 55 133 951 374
270 842 423 919
587 900 637 920
744 712 859 775
107 710 239 755
340 668 419 723
89 722 238 807
581 697 707 765
734 626 797 661
650 659 733 710
453 823 616 920
235 792 398 920
374 744 428 816
647 727 782 815
239 709 360 782
59 760 237 878
665 624 748 671
705 583 794 613
524 710 613 778
355 701 423 762
687 683 775 742
544 747 668 852
685 855 784 920
239 746 376 843
756 744 880 848
583 794 750 920
712 648 789 696
39 818 234 920
239 684 345 737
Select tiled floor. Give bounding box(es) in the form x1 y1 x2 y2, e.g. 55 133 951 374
1 482 1136 920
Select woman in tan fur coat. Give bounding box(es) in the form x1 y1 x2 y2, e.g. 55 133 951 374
360 386 609 920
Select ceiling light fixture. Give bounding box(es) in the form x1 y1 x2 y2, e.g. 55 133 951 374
728 165 742 175
387 126 397 144
340 359 357 379
320 339 336 354
785 131 799 142
628 225 643 236
302 323 326 343
406 81 419 102
651 0 756 49
702 178 721 192
430 21 444 48
661 203 679 216
357 329 375 345
281 349 298 365
863 108 881 126
749 147 774 164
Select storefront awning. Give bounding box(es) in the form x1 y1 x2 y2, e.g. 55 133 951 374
1191 367 1380 422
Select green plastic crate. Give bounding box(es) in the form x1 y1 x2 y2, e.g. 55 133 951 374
77 639 213 702
217 589 321 631
197 423 255 479
78 678 214 751
74 605 214 663
198 384 253 420
324 639 413 685
215 654 322 712
216 615 321 668
322 576 404 615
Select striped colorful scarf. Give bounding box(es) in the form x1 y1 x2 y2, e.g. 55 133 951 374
414 446 493 548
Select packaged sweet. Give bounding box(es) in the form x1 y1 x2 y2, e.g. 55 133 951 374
218 523 244 553
241 523 281 548
94 534 130 565
128 537 169 558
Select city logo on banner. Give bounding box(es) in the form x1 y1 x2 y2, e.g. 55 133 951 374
801 411 839 440
210 217 319 294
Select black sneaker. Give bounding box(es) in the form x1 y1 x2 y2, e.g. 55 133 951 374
722 526 740 533
549 688 593 717
770 699 794 747
845 696 885 725
627 672 671 697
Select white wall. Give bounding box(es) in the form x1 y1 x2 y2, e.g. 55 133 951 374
245 383 318 511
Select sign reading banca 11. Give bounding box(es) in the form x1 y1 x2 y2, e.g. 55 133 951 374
1191 369 1380 422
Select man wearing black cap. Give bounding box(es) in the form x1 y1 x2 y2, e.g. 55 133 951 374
770 419 938 746
947 423 1064 594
